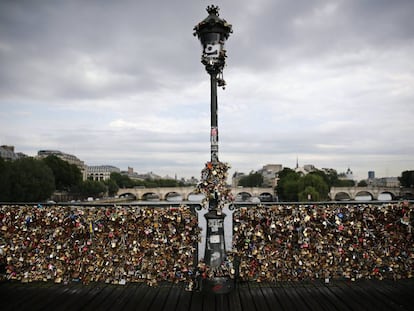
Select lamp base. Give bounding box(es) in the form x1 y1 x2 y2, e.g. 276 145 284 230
202 276 234 294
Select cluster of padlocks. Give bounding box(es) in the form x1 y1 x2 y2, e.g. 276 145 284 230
195 161 233 209
232 202 413 282
1 201 412 287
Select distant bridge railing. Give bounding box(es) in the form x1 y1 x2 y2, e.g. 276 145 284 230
329 186 414 201
117 186 276 202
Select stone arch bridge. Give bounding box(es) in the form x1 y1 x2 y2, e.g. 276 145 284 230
329 186 414 201
117 186 275 202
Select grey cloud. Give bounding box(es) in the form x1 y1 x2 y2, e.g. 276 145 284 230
0 0 202 101
1 0 413 178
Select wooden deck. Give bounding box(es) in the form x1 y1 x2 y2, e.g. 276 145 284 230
1 278 414 310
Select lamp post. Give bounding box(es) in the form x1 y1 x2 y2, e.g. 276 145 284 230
194 5 233 294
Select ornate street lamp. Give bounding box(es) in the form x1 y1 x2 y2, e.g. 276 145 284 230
194 5 232 166
194 5 234 294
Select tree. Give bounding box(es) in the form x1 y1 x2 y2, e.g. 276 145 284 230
276 169 329 202
4 158 55 202
42 155 82 191
76 180 107 198
358 180 368 187
299 186 320 202
110 172 135 188
282 178 300 201
276 169 300 201
0 158 12 201
238 172 263 187
399 170 414 188
335 179 355 187
298 174 329 201
105 179 119 196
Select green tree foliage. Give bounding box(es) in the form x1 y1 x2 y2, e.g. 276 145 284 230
109 172 186 189
42 155 82 191
75 180 107 198
104 179 119 196
238 172 263 187
276 168 301 201
0 158 12 200
109 172 135 188
399 170 414 187
299 186 320 201
0 158 55 202
277 169 329 202
335 179 356 187
156 178 184 187
298 173 329 201
312 169 355 188
357 180 368 187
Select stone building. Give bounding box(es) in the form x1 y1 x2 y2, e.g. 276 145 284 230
36 150 87 180
87 165 120 181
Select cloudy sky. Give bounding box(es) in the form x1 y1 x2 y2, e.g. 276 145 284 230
1 0 413 181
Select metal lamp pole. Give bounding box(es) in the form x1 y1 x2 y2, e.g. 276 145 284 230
194 5 233 294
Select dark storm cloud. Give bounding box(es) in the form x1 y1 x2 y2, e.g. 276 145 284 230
0 0 202 100
224 0 414 71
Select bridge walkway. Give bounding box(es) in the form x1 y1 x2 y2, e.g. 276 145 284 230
1 278 414 310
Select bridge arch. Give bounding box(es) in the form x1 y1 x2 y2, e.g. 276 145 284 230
142 192 160 201
259 192 274 202
329 186 407 201
188 192 205 202
355 190 374 200
117 186 275 202
334 192 352 201
379 191 396 200
235 191 252 202
119 192 137 200
401 191 414 200
164 191 183 202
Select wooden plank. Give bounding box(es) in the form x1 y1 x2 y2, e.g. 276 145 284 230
202 292 217 311
215 294 230 311
353 280 409 310
325 282 360 311
288 282 322 311
1 282 38 310
30 283 67 311
338 281 386 311
248 282 271 311
227 288 243 311
316 282 350 311
47 284 76 307
118 283 149 311
269 283 297 310
161 285 181 311
385 279 414 302
373 280 413 310
149 284 173 311
238 283 257 311
361 280 403 309
175 286 193 311
48 283 98 311
259 284 283 311
294 282 332 311
79 284 117 310
103 284 137 311
43 283 88 311
133 283 160 310
282 282 313 311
